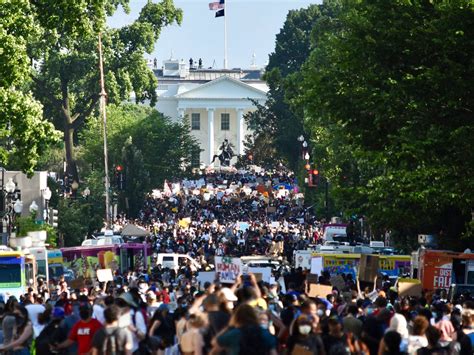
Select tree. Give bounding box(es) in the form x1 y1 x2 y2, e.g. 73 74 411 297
79 104 199 217
0 0 59 174
301 0 474 247
246 2 340 169
29 0 183 181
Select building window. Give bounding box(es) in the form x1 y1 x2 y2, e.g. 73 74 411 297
191 113 200 130
191 149 200 168
221 113 230 131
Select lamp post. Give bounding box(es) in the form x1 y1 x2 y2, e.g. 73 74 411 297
43 187 52 223
1 170 22 245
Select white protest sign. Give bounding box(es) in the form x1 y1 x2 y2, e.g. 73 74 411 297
310 257 323 276
197 271 216 288
248 267 272 283
215 257 242 284
97 269 114 282
238 222 250 232
271 221 280 229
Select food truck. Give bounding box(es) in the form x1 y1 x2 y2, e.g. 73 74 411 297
412 249 474 292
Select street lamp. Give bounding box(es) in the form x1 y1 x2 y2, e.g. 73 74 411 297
302 141 308 148
298 135 305 142
5 178 16 194
304 152 310 160
29 200 38 214
43 187 52 222
13 199 23 214
82 187 91 198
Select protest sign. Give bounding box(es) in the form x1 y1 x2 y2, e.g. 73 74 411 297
178 218 191 229
267 206 276 213
307 284 333 298
97 269 114 283
310 257 323 276
330 275 346 291
197 271 216 288
238 222 250 232
271 221 280 229
215 257 242 284
359 255 379 282
70 277 86 290
398 279 423 297
248 267 272 283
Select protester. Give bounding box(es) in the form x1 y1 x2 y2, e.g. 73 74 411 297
90 305 133 355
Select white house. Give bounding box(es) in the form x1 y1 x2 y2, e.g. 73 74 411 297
154 59 268 167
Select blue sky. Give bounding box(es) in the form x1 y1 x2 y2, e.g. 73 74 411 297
108 0 318 69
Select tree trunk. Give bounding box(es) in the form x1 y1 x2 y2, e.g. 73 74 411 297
64 123 79 182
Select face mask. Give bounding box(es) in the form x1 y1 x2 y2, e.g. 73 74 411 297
260 323 269 329
299 325 312 335
366 308 374 316
316 309 324 317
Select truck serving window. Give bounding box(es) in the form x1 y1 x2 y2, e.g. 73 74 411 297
0 264 22 284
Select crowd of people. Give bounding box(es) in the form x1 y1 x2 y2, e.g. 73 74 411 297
1 169 474 354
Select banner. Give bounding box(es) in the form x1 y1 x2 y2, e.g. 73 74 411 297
215 256 242 283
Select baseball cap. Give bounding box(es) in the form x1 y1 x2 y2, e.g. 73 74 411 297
52 307 65 319
220 287 238 302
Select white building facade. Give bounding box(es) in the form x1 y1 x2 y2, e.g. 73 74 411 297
154 60 268 167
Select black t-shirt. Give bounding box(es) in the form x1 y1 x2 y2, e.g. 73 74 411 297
91 326 133 355
207 311 230 334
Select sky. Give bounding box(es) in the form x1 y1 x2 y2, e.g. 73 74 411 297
108 0 318 70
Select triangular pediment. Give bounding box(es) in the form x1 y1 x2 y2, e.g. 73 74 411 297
175 75 267 100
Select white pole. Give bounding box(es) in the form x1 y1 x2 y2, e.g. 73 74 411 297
224 1 228 69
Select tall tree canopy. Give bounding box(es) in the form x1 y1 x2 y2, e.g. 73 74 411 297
79 104 200 217
246 2 340 169
301 0 474 247
0 0 59 174
29 0 183 181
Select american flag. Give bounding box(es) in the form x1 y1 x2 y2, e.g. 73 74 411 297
209 0 224 11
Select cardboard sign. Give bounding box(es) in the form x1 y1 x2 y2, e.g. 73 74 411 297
69 277 86 290
215 257 242 284
359 255 379 282
307 284 333 298
399 279 423 297
97 269 114 283
330 275 346 291
310 257 323 276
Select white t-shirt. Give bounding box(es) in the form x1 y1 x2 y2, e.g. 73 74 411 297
25 304 46 338
92 304 105 324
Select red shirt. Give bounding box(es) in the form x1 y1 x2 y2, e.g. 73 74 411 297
69 318 103 355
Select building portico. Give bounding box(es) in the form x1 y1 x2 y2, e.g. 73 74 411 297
156 70 268 167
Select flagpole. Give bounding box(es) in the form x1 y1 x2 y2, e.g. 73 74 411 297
224 0 228 69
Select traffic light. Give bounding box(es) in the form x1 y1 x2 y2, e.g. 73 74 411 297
312 169 320 187
114 165 125 191
49 208 59 228
307 169 320 188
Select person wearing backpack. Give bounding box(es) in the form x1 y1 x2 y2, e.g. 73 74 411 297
211 304 277 355
91 305 133 355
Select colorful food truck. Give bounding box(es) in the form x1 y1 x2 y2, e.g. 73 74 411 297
61 243 152 278
311 253 411 278
0 251 37 300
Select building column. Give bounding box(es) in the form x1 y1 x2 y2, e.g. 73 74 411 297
237 108 244 156
177 108 185 119
207 108 215 164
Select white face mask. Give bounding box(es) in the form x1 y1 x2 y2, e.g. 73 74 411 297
316 309 324 317
299 325 312 335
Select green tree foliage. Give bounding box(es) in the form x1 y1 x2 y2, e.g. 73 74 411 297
29 0 183 181
247 2 340 169
79 104 199 217
0 0 59 174
301 0 474 247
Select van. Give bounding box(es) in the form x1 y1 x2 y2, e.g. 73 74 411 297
156 253 201 272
